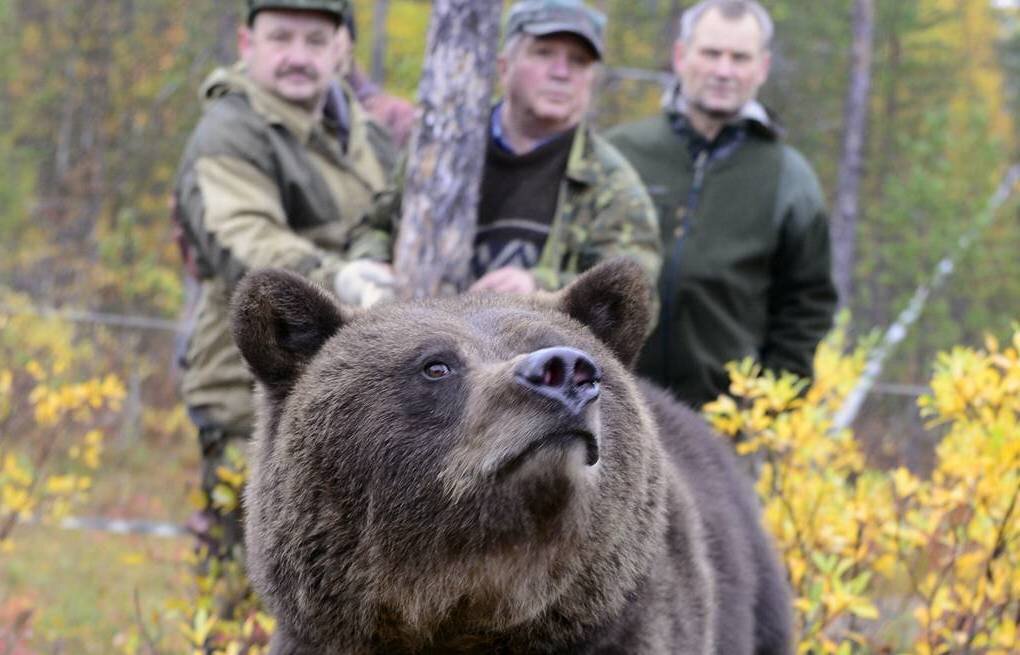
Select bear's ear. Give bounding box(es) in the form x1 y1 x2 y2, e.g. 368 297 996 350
231 269 348 395
556 258 653 369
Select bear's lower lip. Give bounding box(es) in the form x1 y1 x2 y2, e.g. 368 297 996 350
500 430 600 474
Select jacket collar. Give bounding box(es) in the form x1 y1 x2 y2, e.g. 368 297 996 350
661 80 782 140
564 121 599 186
201 63 358 147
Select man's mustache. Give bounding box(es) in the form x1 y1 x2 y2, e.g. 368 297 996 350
276 66 318 81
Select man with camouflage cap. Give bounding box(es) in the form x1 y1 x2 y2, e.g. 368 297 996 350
375 0 661 295
173 0 397 565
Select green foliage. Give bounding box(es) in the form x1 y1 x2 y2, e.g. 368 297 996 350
0 0 1018 649
353 0 432 101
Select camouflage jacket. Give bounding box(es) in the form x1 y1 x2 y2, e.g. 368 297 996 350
174 64 395 434
373 121 662 293
527 124 661 292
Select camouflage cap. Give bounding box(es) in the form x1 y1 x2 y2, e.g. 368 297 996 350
246 0 351 25
504 0 607 60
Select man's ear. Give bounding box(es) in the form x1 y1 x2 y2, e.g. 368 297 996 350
758 49 772 86
237 24 251 60
672 39 686 77
231 269 349 399
556 258 653 369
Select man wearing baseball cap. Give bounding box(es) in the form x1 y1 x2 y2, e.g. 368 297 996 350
172 0 397 584
374 0 661 296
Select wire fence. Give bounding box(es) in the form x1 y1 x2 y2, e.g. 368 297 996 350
3 163 1018 537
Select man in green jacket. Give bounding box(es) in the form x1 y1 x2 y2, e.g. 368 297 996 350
174 0 395 559
373 0 661 295
607 0 837 409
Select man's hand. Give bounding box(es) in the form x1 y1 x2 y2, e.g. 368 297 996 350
468 267 538 295
334 260 396 308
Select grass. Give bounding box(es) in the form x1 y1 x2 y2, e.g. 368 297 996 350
2 526 191 653
1 424 200 654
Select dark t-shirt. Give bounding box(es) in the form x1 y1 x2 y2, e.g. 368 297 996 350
472 128 576 280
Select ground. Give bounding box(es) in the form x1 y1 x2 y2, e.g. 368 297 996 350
1 428 197 653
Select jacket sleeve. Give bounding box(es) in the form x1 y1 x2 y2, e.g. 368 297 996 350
179 154 358 293
532 146 663 294
356 154 406 259
531 141 662 334
761 150 838 379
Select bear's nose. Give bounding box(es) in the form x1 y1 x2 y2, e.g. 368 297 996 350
514 347 602 416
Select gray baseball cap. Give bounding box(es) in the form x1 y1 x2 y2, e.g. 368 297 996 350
246 0 351 26
504 0 607 60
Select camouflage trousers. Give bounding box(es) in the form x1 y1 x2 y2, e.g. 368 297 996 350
191 423 258 624
195 425 247 559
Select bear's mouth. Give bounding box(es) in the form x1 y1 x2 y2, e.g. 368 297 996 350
499 429 600 475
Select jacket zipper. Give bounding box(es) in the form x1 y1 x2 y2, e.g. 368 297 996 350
660 148 709 373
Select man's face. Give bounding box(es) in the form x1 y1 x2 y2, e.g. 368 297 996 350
499 33 597 131
238 10 348 110
674 9 770 120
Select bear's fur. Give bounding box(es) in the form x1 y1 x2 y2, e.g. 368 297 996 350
231 259 792 655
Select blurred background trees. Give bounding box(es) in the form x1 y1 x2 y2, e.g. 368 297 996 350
0 0 1014 495
0 1 1017 650
2 0 1015 409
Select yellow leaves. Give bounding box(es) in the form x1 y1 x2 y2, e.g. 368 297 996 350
709 325 1020 652
69 429 104 470
215 465 246 490
211 484 239 514
25 359 45 381
43 475 76 495
120 551 146 567
29 374 126 426
2 454 33 487
1 305 117 549
891 466 921 498
2 484 34 517
181 608 219 648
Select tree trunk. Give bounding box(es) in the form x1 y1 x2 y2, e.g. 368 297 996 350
831 0 875 311
214 7 238 65
662 0 684 63
392 0 501 299
370 0 390 84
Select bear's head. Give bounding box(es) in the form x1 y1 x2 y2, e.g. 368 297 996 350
232 259 669 650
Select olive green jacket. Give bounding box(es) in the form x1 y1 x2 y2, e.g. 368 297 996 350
174 64 394 434
607 99 837 408
372 122 662 293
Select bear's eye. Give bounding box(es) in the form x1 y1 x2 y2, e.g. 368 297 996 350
422 361 452 380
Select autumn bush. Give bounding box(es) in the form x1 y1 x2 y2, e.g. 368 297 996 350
115 323 1014 655
0 290 125 553
705 325 1019 654
8 305 1013 653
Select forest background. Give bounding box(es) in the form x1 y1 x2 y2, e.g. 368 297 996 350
0 0 1018 653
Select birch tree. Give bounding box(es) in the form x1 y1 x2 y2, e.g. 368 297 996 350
831 0 874 310
370 0 390 83
393 0 502 299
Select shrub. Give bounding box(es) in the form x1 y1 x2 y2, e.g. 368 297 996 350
704 326 1019 654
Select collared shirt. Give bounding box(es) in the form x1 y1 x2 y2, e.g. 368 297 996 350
490 101 563 155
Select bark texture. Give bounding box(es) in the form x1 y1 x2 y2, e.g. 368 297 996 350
393 0 501 299
370 0 390 84
831 0 875 310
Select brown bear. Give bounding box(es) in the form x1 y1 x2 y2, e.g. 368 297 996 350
231 258 792 655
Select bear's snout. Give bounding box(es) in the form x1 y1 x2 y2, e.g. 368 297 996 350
514 347 602 416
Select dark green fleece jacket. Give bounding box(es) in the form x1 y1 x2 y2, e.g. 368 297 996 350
606 100 837 408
